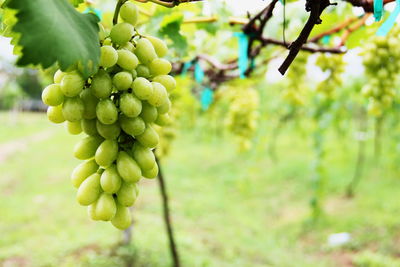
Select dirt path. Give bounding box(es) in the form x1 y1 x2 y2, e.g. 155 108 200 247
0 130 54 163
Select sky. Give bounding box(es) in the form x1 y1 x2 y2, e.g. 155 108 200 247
224 0 266 15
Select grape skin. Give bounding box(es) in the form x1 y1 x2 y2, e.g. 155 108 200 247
120 1 139 26
42 84 64 106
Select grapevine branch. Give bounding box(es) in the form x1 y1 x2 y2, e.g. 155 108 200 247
342 0 394 12
156 156 181 267
338 13 370 46
309 17 358 43
134 0 203 8
278 0 334 75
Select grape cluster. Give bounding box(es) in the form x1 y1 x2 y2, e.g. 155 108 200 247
42 1 176 230
282 52 308 106
225 87 259 151
315 53 345 98
361 28 400 117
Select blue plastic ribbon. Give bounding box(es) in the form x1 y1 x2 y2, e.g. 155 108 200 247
83 7 102 20
376 0 400 36
250 58 255 70
194 62 205 83
374 0 384 21
200 87 213 111
322 35 331 45
181 61 193 76
233 32 249 79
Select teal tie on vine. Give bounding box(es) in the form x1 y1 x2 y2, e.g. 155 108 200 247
250 58 255 70
373 0 384 21
83 7 102 20
376 0 400 36
322 35 331 45
194 62 205 83
200 88 214 111
181 61 193 76
233 32 249 79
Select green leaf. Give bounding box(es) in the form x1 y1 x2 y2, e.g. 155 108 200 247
4 0 100 78
69 0 84 7
158 12 187 56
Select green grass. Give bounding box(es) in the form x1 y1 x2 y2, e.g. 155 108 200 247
1 112 400 267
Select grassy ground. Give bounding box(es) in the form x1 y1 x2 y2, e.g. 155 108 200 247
1 111 400 267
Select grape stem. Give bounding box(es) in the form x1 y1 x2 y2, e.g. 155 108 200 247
113 0 128 25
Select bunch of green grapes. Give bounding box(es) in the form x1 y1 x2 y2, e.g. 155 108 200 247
282 52 308 106
42 1 176 230
361 27 400 117
315 53 345 98
225 87 259 151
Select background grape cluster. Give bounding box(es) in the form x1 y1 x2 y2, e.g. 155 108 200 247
41 1 176 230
361 27 400 117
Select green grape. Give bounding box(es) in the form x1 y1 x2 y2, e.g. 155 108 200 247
113 71 133 91
152 75 176 92
76 173 101 206
100 45 118 68
96 99 118 125
367 100 383 117
119 115 145 136
148 82 168 107
132 143 155 170
225 87 259 151
103 38 112 46
100 165 122 193
74 135 103 160
149 58 172 76
117 182 138 206
60 71 85 97
80 88 98 119
157 98 171 114
54 69 66 84
95 139 118 167
131 69 137 80
95 193 117 221
120 93 142 117
81 118 98 136
146 36 168 57
90 69 113 99
111 204 132 230
88 201 100 220
120 1 139 26
140 102 158 123
142 162 158 179
136 64 151 78
116 151 141 183
67 121 82 135
132 77 153 100
361 28 400 117
136 124 159 148
155 113 171 126
62 97 84 122
47 105 65 124
42 84 64 106
120 42 134 52
134 38 157 65
99 23 107 41
110 22 134 46
71 159 99 188
117 49 139 71
96 120 121 140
